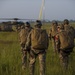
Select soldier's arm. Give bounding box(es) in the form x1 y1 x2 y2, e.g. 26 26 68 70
25 32 31 50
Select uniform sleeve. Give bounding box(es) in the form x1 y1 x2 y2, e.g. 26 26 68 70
25 31 31 50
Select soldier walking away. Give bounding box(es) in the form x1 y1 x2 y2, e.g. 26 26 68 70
19 22 33 70
63 19 75 38
25 20 49 75
55 25 74 71
48 20 58 53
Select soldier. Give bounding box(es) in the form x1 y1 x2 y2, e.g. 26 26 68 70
19 22 33 70
48 20 58 53
25 20 49 75
63 19 75 38
55 25 74 70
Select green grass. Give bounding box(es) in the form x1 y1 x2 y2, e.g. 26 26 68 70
0 23 75 75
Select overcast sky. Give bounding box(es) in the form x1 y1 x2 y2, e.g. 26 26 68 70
0 0 75 21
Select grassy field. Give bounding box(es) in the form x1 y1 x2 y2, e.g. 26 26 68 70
0 23 75 75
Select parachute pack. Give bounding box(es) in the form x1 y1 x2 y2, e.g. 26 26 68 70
58 30 74 51
64 25 75 38
31 29 49 50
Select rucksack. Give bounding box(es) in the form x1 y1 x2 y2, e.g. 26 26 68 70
58 30 74 51
64 25 75 38
19 28 31 45
31 28 49 49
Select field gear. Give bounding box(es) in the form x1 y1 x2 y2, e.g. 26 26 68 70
55 30 74 70
55 30 74 53
19 28 31 45
31 28 49 50
57 30 74 51
52 20 58 25
34 20 42 26
48 21 58 53
63 19 69 25
64 25 75 38
25 24 48 75
19 26 33 70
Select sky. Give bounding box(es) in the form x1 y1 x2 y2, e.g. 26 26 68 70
0 0 75 21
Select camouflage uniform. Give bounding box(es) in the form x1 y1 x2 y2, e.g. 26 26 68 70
19 22 33 69
48 21 58 53
25 20 49 75
63 19 75 38
29 49 46 75
55 25 74 70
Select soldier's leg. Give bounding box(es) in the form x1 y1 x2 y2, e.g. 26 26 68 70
59 51 69 70
29 51 36 75
21 44 27 69
38 52 46 75
22 50 27 69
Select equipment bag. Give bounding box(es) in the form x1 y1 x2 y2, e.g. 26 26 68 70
64 25 75 38
31 29 49 49
59 31 74 50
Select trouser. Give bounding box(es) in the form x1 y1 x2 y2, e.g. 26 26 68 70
21 44 27 68
29 50 46 75
59 48 73 70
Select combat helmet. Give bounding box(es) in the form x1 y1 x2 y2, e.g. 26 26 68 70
63 19 69 25
34 20 42 27
25 22 30 27
52 20 58 25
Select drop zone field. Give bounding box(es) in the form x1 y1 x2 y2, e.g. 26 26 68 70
0 23 75 75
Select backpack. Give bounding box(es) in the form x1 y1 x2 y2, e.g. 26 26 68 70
31 28 49 49
58 30 74 51
19 28 31 45
64 25 75 38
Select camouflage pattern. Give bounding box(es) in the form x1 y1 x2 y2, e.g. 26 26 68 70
59 50 69 70
55 26 74 70
25 21 48 75
21 44 27 69
25 29 47 75
19 22 33 70
63 19 75 38
21 27 33 69
29 50 46 75
48 21 58 53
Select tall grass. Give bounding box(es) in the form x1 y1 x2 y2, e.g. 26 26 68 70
0 23 75 75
